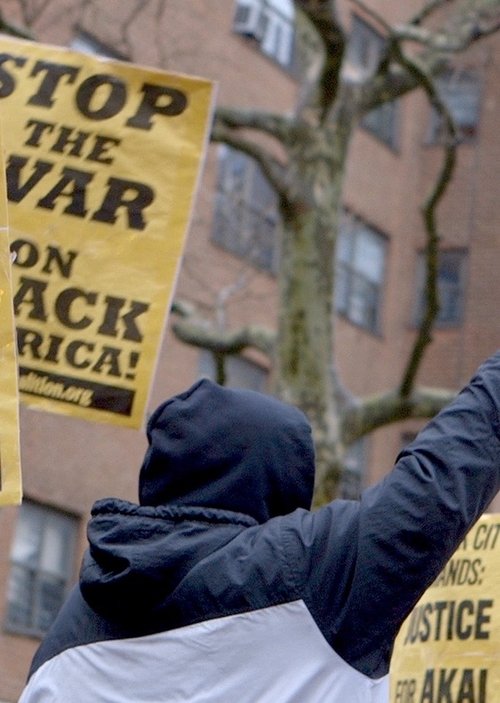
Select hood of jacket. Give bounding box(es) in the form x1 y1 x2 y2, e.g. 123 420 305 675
138 378 315 522
80 380 315 620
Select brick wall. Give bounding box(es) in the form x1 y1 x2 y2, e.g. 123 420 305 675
1 2 499 698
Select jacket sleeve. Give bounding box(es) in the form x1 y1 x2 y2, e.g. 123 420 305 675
282 351 500 679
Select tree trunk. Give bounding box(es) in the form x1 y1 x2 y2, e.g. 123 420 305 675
276 119 353 498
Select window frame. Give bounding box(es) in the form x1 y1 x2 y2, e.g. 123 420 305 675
211 145 280 274
5 499 79 638
335 213 388 335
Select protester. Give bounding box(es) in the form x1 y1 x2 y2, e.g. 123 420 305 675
19 352 500 702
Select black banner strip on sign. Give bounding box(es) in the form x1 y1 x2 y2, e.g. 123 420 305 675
18 366 135 416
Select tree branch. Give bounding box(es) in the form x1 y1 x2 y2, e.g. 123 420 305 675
394 49 458 397
352 0 500 112
171 302 276 357
409 0 457 27
346 3 459 397
294 0 346 119
391 19 500 51
352 0 500 50
341 386 456 445
212 115 291 201
215 106 294 142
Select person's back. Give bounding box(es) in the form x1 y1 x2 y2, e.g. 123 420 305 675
19 353 500 702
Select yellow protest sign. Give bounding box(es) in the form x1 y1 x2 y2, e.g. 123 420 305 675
0 35 214 427
391 513 500 703
0 123 22 505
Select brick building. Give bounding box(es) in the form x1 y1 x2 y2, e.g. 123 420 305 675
0 1 499 699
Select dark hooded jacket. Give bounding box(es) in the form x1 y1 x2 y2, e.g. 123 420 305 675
19 354 500 703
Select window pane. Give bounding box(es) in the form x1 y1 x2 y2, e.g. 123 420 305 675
347 273 379 329
6 565 35 628
353 228 385 283
234 3 253 25
336 227 354 264
39 514 75 577
439 279 461 322
436 251 465 323
10 505 42 565
430 69 481 142
344 15 385 80
34 575 67 632
335 264 350 314
441 73 479 125
362 101 398 148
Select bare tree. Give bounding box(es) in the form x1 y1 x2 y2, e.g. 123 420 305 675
2 0 499 500
171 0 500 501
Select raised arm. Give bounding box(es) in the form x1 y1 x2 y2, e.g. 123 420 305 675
285 352 500 678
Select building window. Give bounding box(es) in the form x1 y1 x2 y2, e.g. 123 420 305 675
70 30 128 60
212 145 279 273
362 100 399 149
198 350 268 393
335 214 387 333
233 0 295 68
428 69 481 143
415 249 467 327
345 15 398 148
345 14 386 78
339 439 367 500
5 500 78 636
